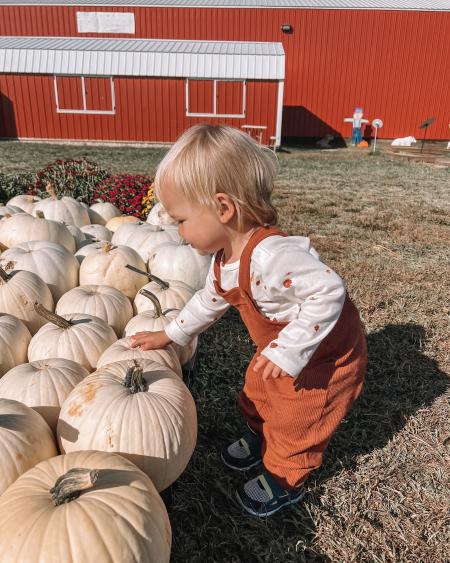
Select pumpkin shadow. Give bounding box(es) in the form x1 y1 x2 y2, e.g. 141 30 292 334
33 405 60 436
89 468 143 492
55 421 177 494
69 318 92 325
120 452 174 493
57 419 79 443
0 413 28 430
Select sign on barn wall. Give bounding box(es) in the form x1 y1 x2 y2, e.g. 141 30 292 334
76 12 135 34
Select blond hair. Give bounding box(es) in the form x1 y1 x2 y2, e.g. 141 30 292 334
154 124 278 228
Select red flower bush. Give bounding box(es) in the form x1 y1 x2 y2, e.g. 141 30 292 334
92 174 155 219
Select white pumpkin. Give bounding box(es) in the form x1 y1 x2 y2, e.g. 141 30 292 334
33 195 90 227
111 221 179 262
126 290 177 332
88 201 122 225
0 398 57 495
0 358 89 433
74 241 104 265
81 224 112 242
0 267 54 334
0 204 24 218
126 289 197 366
56 285 133 337
28 306 117 371
105 215 140 232
66 224 87 250
0 450 171 563
97 337 182 377
133 277 194 314
146 201 178 227
79 242 148 299
0 241 79 302
0 213 76 253
0 314 31 376
7 194 41 214
58 360 197 492
148 240 211 291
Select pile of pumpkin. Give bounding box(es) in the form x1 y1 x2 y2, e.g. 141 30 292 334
0 193 211 562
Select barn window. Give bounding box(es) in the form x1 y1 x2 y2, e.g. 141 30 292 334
186 79 246 118
54 76 115 114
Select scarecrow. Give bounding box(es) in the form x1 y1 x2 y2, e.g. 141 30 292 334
344 107 369 146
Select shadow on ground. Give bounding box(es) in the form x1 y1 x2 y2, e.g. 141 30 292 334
315 322 448 481
167 317 448 562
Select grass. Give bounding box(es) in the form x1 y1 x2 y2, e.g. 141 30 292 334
0 140 167 175
1 140 449 562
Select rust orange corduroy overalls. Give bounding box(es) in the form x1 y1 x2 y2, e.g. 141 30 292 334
213 226 368 490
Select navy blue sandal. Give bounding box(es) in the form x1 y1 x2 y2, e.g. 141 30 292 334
221 429 262 471
235 468 305 517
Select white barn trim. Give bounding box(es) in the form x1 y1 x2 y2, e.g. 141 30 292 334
0 36 285 80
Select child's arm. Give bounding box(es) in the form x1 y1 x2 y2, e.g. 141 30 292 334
131 330 172 350
131 258 230 350
254 237 346 378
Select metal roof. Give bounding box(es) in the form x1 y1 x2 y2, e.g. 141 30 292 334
0 0 448 11
0 36 285 79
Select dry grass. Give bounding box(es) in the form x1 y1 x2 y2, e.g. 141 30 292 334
0 140 167 175
169 148 450 563
1 141 448 562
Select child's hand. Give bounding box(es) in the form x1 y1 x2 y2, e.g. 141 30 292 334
130 330 172 351
254 355 289 380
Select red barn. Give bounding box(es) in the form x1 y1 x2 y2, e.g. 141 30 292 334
0 0 449 145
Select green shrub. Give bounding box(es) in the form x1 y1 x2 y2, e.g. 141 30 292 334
29 159 110 203
0 172 36 203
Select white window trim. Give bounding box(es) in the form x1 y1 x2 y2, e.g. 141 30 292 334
54 75 116 115
186 79 246 118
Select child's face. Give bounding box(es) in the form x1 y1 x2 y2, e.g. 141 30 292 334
159 185 226 255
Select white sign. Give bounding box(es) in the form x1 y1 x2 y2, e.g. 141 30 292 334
77 12 135 34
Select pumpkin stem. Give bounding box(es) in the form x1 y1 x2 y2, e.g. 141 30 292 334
123 361 148 393
0 266 10 282
163 307 178 315
0 267 11 283
101 242 114 253
125 264 169 289
34 302 73 329
50 468 99 506
125 263 147 277
35 210 46 219
138 289 164 317
46 183 58 200
147 272 169 290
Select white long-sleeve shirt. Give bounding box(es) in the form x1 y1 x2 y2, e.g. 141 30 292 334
165 235 346 377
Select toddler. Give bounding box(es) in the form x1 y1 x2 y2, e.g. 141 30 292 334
131 124 367 517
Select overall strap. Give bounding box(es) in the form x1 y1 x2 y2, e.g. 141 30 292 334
213 226 286 293
238 226 287 293
213 251 224 288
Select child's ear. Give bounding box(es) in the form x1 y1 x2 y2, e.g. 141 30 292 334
214 193 235 224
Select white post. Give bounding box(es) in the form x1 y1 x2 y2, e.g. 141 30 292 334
372 127 378 154
275 80 284 148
